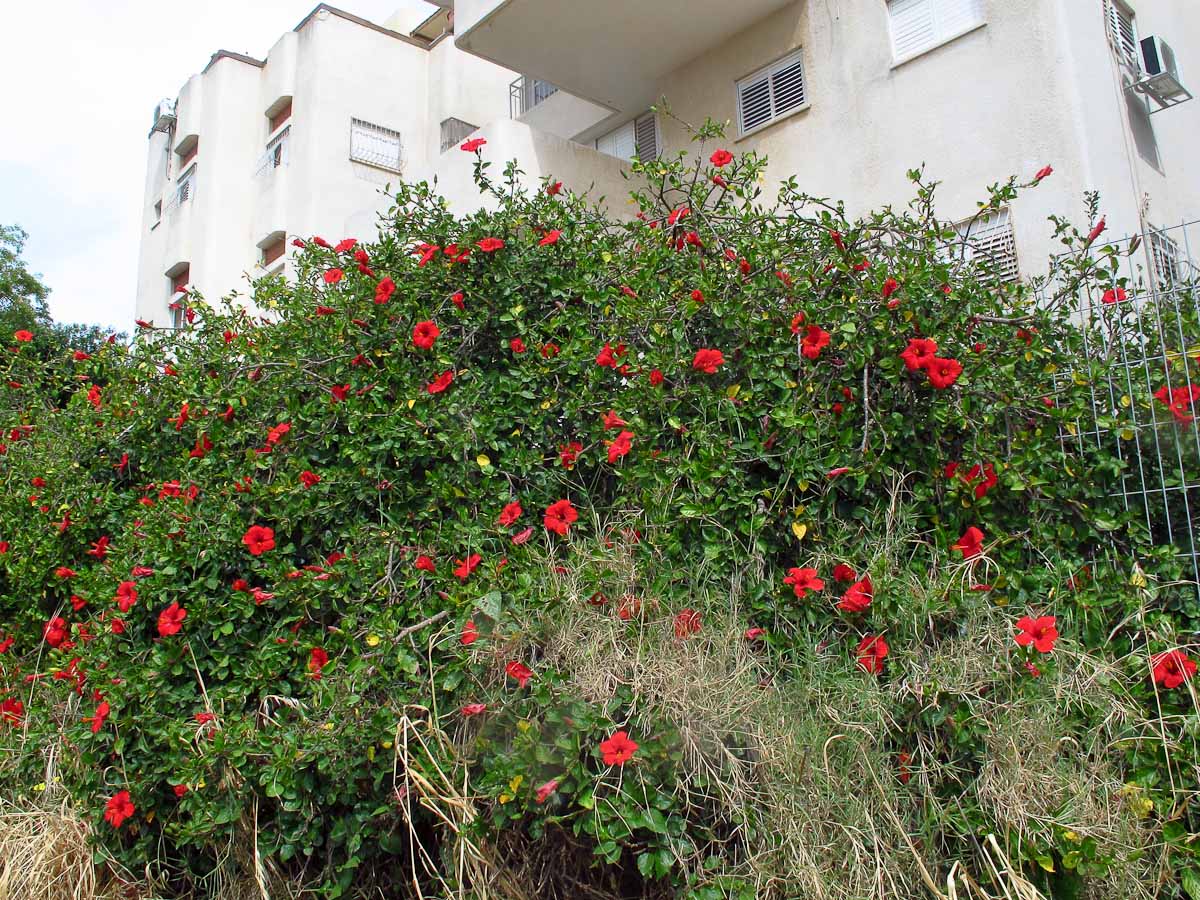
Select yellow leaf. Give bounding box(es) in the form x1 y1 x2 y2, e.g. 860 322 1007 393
540 400 551 410
366 634 380 647
498 793 512 804
1024 351 1034 362
476 454 491 468
512 304 524 316
727 384 741 399
903 310 913 322
452 487 466 498
797 480 809 492
511 429 521 437
792 522 807 541
601 252 613 264
509 775 524 793
145 811 155 823
1120 394 1131 408
381 741 393 750
785 381 797 389
1073 372 1088 386
1120 428 1134 440
1063 830 1080 843
1065 422 1077 436
367 745 376 762
1130 565 1147 588
517 720 532 733
407 398 416 409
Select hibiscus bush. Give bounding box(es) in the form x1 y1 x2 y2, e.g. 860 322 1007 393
2 121 1199 899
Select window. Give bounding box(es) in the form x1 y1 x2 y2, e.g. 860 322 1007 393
736 49 807 137
1106 0 1139 68
269 99 292 134
256 127 290 176
1149 227 1181 286
176 165 196 205
261 234 287 268
954 208 1019 283
177 136 199 169
349 118 402 172
153 200 162 226
441 117 479 153
887 0 986 64
168 265 190 329
596 112 659 162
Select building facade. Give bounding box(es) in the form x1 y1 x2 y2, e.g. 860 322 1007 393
137 0 1199 324
445 0 1198 284
135 4 520 325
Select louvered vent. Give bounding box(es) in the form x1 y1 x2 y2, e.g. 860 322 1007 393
736 49 807 137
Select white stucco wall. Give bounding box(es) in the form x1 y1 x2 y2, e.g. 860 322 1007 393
650 0 1200 273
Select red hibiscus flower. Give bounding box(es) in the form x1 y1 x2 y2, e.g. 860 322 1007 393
374 276 395 304
596 343 618 368
510 337 526 353
951 526 984 559
506 660 533 687
837 576 873 613
476 237 505 253
744 626 767 642
157 603 187 637
881 277 899 300
427 370 454 394
84 700 110 734
55 566 77 579
323 268 343 285
44 616 69 647
1102 287 1128 305
461 703 487 717
412 320 440 350
1086 217 1106 244
674 608 702 639
461 620 479 646
559 441 583 469
856 634 889 675
544 499 578 536
535 779 559 803
900 338 938 371
692 348 725 374
104 790 135 829
648 369 664 386
14 329 33 342
329 384 350 403
602 409 627 430
173 784 189 798
710 149 733 167
801 325 831 360
1152 649 1198 689
415 555 436 573
300 470 321 488
783 567 824 598
924 357 963 389
607 430 633 464
242 525 276 556
308 647 329 678
546 181 562 195
1 698 25 727
539 229 561 246
599 730 638 766
1014 615 1058 653
1034 164 1053 181
460 137 486 152
454 554 482 580
498 502 523 527
832 564 857 582
540 342 560 358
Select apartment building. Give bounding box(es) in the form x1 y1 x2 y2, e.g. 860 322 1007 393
138 0 1198 324
438 0 1198 285
134 4 515 324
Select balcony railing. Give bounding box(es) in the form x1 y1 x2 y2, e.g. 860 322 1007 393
509 75 558 118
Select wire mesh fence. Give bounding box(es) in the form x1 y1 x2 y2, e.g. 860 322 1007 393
1058 218 1200 601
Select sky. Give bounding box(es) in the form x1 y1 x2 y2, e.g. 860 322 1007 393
0 0 433 331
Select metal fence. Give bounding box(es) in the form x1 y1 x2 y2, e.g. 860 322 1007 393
509 75 558 118
1059 218 1200 600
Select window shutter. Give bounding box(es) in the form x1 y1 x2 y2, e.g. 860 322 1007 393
769 56 807 115
263 236 286 267
634 113 659 160
349 119 402 171
596 120 637 160
955 208 1019 283
737 49 806 136
1106 0 1138 66
1149 229 1181 286
738 73 773 134
888 0 985 62
269 100 292 133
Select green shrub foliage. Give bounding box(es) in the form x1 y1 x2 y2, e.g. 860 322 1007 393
1 125 1198 898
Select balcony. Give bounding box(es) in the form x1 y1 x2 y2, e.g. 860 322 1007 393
455 0 795 115
509 75 558 118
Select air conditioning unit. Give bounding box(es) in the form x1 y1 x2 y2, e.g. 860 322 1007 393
1136 36 1192 110
151 98 177 133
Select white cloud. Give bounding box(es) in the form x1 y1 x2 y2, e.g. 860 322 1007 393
0 0 433 329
